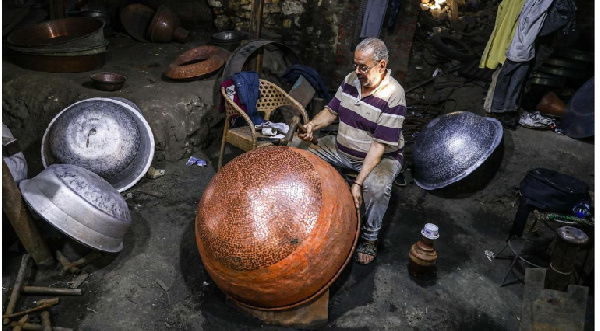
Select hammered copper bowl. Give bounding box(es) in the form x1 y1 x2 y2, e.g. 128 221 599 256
195 146 359 310
91 72 127 91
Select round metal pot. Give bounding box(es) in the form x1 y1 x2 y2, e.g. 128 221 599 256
120 3 154 42
7 17 105 50
147 5 189 43
412 111 503 190
19 164 131 252
196 146 359 310
41 97 155 192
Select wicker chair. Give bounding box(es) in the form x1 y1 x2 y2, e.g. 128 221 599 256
218 79 309 170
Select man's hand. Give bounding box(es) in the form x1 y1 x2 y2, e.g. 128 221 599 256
298 122 315 142
351 183 363 209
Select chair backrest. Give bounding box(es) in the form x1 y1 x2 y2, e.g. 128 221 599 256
221 79 308 124
256 79 296 120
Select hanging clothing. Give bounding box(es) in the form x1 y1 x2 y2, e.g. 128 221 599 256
386 0 402 33
479 0 526 70
490 59 531 113
360 0 389 38
506 0 556 62
281 64 331 102
538 0 576 36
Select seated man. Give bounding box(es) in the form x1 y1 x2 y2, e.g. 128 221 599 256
299 38 406 264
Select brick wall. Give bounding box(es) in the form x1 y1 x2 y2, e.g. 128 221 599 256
207 0 419 88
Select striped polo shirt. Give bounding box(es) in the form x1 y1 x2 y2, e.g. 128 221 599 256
326 69 407 164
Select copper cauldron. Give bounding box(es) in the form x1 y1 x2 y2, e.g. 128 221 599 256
195 146 359 310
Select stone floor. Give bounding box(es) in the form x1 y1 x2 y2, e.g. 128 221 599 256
2 34 595 330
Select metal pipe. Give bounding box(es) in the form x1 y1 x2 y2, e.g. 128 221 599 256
2 160 54 267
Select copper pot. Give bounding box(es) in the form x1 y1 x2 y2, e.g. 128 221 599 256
164 45 230 80
195 146 359 310
147 5 189 43
536 92 566 117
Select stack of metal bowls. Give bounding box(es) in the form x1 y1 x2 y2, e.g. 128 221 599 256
531 49 594 89
6 17 108 72
41 97 155 192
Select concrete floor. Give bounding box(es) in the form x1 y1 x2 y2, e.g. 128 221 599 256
2 35 595 330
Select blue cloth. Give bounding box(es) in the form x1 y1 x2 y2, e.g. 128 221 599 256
230 71 264 125
386 0 402 33
281 65 331 102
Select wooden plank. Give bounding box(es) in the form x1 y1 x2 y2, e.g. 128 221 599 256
232 289 329 328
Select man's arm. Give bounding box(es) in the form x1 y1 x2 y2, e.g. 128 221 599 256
298 108 337 142
351 140 385 208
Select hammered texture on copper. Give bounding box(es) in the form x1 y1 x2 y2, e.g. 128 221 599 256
197 146 321 271
164 45 230 79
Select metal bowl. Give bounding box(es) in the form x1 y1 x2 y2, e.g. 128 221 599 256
412 111 503 190
91 72 127 91
196 146 359 310
19 164 131 252
147 5 189 43
7 17 105 50
120 3 154 42
212 31 247 43
41 97 155 192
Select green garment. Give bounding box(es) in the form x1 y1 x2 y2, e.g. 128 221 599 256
479 0 526 69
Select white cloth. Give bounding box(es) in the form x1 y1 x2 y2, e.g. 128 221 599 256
2 124 28 184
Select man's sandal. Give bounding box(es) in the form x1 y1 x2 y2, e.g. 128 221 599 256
355 241 377 264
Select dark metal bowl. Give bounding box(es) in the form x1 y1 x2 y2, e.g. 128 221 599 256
91 72 127 91
212 31 247 43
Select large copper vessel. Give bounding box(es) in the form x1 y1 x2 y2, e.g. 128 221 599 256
195 146 359 310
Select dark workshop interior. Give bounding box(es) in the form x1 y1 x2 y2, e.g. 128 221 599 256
2 0 596 329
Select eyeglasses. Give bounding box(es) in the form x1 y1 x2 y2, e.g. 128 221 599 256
353 62 378 73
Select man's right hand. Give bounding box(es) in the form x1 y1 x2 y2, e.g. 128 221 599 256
298 122 314 142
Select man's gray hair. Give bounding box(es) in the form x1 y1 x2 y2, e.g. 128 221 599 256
355 38 389 63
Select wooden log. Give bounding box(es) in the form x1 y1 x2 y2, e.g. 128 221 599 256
3 255 30 325
233 289 329 328
2 161 54 267
22 286 82 296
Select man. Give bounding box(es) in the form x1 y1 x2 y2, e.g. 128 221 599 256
299 38 406 264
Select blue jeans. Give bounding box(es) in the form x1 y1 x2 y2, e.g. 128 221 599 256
308 135 402 241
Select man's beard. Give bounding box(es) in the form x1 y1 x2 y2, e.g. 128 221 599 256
358 75 374 87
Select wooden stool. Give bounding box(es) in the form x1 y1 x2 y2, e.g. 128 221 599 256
231 289 329 328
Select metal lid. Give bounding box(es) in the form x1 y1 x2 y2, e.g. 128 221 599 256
19 164 131 252
413 111 503 190
421 223 439 240
41 97 155 192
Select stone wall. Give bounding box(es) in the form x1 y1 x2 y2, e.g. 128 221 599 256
207 0 419 88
